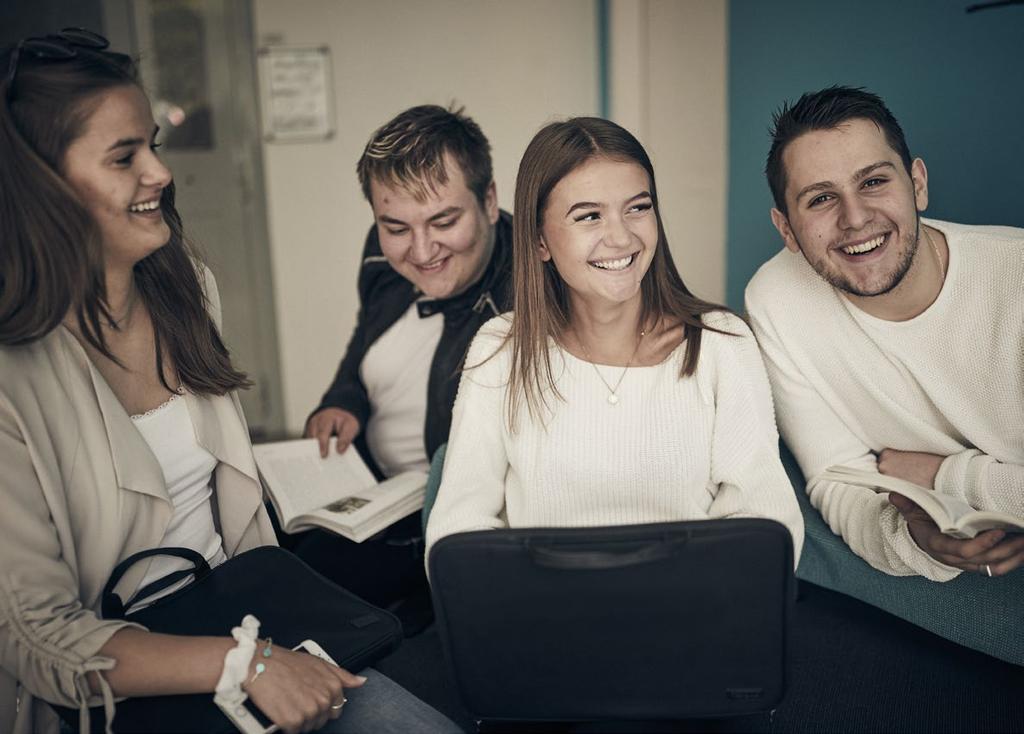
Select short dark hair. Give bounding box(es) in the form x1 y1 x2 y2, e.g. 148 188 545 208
356 103 493 207
765 86 912 213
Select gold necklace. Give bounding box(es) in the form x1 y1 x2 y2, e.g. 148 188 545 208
924 226 945 280
574 327 645 405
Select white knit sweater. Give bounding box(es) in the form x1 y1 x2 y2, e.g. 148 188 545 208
745 218 1024 581
425 310 804 566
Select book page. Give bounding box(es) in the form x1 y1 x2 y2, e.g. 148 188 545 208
819 465 973 531
304 471 426 527
253 438 377 520
955 513 1024 538
819 465 1023 537
293 471 427 542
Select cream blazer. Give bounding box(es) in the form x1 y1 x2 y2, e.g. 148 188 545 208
0 270 277 734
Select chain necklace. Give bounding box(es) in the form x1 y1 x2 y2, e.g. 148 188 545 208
574 327 645 405
923 226 945 280
107 286 139 329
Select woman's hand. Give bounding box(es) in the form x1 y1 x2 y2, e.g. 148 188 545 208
244 645 366 733
94 631 366 733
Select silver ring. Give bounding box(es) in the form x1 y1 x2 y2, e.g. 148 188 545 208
984 564 993 577
330 698 347 711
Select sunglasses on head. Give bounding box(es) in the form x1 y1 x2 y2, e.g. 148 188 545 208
5 27 110 103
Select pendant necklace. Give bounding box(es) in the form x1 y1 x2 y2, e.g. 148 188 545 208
574 326 645 405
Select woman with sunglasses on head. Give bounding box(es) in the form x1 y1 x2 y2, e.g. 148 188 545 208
426 118 803 563
0 31 457 734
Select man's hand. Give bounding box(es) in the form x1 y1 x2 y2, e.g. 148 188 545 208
304 408 361 458
889 493 1024 576
878 448 943 488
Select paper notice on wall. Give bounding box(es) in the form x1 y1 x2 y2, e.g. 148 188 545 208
257 45 335 142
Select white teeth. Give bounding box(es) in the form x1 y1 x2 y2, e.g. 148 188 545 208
128 200 160 213
841 234 885 255
590 254 634 271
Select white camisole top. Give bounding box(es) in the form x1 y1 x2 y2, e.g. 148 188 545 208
131 392 227 597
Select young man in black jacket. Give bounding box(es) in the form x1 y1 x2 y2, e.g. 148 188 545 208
295 105 512 628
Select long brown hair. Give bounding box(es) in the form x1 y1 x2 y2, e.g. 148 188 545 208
508 117 732 425
0 40 249 394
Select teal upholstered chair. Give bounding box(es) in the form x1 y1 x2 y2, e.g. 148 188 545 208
421 442 448 535
783 444 1024 666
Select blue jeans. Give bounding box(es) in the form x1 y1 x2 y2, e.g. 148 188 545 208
317 668 461 733
57 669 460 734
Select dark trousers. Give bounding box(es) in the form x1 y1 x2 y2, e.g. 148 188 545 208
271 509 434 635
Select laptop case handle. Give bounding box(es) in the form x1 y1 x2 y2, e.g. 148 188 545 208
527 535 690 570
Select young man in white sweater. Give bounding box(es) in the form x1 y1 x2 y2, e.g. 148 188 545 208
745 86 1023 582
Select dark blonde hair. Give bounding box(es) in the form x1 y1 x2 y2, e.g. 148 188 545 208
0 39 249 394
508 117 732 425
355 103 493 206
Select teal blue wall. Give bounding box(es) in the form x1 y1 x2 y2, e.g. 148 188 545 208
726 0 1024 308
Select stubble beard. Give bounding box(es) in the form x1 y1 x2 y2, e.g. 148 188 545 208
800 218 920 298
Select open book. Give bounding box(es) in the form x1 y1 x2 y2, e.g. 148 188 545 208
820 465 1024 539
253 438 426 543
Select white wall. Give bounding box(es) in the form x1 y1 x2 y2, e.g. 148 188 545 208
609 0 727 306
253 0 598 433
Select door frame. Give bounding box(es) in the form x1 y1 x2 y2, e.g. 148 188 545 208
101 0 286 439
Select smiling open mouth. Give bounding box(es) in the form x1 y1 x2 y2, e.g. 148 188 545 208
415 257 449 272
128 199 161 213
589 253 637 271
839 233 887 256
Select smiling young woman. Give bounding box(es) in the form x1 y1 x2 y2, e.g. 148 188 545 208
0 31 455 734
425 117 804 569
0 37 246 396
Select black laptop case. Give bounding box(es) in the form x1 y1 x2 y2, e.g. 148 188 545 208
428 518 794 723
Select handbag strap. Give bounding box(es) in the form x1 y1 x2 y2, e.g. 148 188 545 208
102 547 212 619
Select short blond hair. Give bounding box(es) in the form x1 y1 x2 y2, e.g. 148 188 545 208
356 104 493 205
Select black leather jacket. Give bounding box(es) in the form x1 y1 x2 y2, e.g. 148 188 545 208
313 210 513 477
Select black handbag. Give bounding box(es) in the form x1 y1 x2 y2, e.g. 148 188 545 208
429 518 794 725
54 545 403 733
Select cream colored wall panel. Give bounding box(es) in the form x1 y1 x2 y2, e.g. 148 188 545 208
609 0 647 140
609 0 727 305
